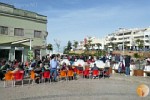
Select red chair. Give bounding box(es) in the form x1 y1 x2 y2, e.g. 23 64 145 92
73 67 78 73
13 71 24 87
29 70 40 85
83 70 90 78
59 70 67 81
92 70 99 79
4 71 14 87
67 70 74 80
42 71 51 84
77 69 83 75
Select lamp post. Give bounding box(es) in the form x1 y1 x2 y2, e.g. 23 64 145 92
30 38 32 50
143 33 145 51
123 32 124 55
119 28 125 55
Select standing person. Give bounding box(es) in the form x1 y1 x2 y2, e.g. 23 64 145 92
56 54 61 70
50 54 58 82
125 55 131 76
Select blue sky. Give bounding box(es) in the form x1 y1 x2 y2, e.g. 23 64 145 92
1 0 150 52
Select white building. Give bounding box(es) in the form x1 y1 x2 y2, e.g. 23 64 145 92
75 27 150 51
77 37 105 50
105 27 150 50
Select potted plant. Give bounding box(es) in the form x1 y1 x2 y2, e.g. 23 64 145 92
133 53 143 76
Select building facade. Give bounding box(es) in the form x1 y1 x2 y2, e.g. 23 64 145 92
77 37 105 50
105 27 150 51
76 27 150 52
0 3 48 62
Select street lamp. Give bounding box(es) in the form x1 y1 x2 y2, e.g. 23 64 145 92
123 32 124 55
119 28 125 55
30 38 32 50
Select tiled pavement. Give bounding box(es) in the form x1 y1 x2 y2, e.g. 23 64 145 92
0 74 150 100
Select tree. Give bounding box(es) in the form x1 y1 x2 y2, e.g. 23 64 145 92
46 43 53 53
87 39 92 50
96 43 102 55
66 41 72 51
91 44 95 50
84 44 90 54
96 43 101 50
54 39 61 52
136 39 144 50
134 39 144 69
73 41 78 50
104 45 108 51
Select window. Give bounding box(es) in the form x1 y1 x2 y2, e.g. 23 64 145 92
14 28 24 36
34 30 42 38
0 26 8 35
145 35 148 37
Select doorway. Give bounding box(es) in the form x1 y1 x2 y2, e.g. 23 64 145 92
0 49 9 60
15 50 22 62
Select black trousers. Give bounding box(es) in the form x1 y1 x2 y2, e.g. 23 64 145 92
0 71 4 80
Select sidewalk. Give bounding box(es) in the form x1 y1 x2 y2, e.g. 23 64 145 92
0 73 150 100
110 73 150 84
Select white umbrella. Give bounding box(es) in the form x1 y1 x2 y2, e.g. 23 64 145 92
90 60 105 68
73 59 85 67
60 59 70 66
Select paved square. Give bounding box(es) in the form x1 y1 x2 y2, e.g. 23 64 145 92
0 74 150 100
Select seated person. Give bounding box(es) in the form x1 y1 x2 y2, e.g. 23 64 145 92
61 62 68 71
91 63 99 71
12 62 23 73
43 63 49 71
34 63 42 75
91 63 99 79
68 65 74 71
34 63 43 83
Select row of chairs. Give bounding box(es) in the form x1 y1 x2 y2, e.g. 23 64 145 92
4 70 52 87
3 70 75 87
66 67 110 79
82 69 110 79
3 68 110 87
4 71 24 87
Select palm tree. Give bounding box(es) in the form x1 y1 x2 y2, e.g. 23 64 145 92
47 43 53 54
96 43 101 50
84 44 90 54
96 43 102 55
104 45 108 51
91 44 95 50
135 39 144 50
87 39 92 50
113 43 118 50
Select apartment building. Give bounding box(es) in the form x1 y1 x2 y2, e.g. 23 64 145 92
0 2 48 62
105 27 150 50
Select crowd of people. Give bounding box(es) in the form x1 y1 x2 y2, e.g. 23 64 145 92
0 53 150 84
